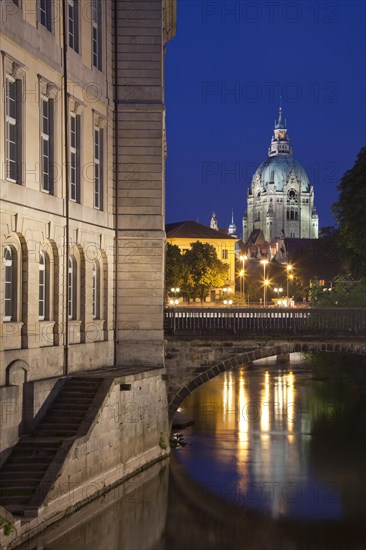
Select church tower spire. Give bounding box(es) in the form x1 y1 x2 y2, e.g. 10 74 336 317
228 209 237 237
269 100 292 157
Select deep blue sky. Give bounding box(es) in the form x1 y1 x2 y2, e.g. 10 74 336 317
165 0 366 235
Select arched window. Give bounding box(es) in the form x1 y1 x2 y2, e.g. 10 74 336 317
68 256 77 320
92 261 100 319
39 251 46 320
4 245 16 321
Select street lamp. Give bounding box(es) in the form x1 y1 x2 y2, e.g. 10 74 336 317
240 254 248 304
170 287 180 305
274 287 283 307
286 264 293 299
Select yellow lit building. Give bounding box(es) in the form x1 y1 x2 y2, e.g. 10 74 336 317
166 221 238 301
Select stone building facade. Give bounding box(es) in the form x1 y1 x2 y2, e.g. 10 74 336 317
0 0 175 460
243 106 319 243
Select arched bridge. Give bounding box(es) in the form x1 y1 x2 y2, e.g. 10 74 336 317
164 307 366 418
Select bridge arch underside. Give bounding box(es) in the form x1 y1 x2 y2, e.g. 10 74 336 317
168 341 366 419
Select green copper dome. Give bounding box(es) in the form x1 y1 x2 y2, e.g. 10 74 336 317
252 155 310 193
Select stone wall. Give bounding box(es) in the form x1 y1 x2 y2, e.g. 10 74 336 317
0 369 170 548
43 370 169 508
115 0 175 368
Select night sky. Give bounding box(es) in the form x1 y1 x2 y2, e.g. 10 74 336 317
165 0 366 235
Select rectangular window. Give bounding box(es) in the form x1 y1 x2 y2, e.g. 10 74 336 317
40 97 54 193
39 0 52 31
68 257 75 320
222 250 228 260
4 248 14 321
68 0 79 52
94 127 103 209
70 113 80 202
5 77 20 183
92 0 102 70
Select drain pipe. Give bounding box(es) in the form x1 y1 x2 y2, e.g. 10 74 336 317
62 0 69 376
113 0 119 368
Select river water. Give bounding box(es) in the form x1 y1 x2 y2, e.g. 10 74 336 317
22 353 366 550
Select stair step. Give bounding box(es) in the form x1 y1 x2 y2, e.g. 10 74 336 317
6 458 52 466
1 462 49 476
46 414 85 421
47 405 87 410
18 439 61 447
0 480 39 489
52 398 94 405
1 504 27 515
36 422 81 430
0 496 30 505
34 430 77 437
0 472 45 481
0 487 34 502
60 384 99 394
46 415 85 422
66 376 103 384
35 416 83 430
11 452 56 460
59 387 98 396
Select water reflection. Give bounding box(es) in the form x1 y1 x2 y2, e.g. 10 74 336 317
14 355 366 550
19 461 169 550
177 356 365 523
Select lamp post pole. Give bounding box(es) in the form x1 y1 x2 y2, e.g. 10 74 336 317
261 259 269 307
240 255 248 305
286 264 293 301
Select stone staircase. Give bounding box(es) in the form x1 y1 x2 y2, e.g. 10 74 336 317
0 377 103 516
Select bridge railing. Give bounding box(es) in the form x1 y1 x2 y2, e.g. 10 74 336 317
164 307 366 338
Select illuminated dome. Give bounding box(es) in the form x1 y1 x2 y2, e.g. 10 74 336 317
243 104 319 243
252 155 310 193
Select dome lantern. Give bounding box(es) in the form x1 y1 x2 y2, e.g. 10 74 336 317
269 102 292 157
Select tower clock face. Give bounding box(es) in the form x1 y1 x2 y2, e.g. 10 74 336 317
279 131 285 139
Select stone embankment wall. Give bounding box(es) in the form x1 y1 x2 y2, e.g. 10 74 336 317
0 369 169 550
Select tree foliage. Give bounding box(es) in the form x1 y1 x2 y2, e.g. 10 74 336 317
165 243 185 291
309 275 366 307
165 241 229 302
332 147 366 278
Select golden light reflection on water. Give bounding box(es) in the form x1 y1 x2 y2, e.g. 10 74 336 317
222 371 234 428
238 371 248 440
187 366 300 518
260 371 270 433
181 360 366 523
